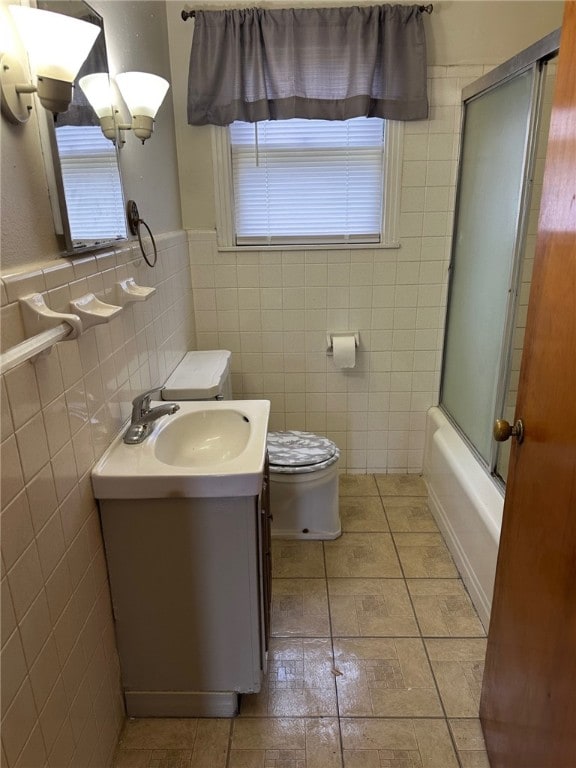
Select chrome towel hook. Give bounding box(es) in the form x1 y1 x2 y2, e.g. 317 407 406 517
127 200 158 268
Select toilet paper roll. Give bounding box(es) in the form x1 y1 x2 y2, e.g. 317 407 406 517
333 334 356 369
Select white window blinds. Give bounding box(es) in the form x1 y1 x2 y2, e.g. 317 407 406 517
229 118 386 246
55 125 126 243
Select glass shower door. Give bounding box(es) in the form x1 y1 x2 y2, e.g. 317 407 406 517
441 65 541 467
495 61 557 482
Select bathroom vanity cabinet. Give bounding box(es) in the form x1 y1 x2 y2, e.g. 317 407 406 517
99 481 271 717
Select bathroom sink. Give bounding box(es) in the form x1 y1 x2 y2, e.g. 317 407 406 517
91 400 270 499
154 409 251 467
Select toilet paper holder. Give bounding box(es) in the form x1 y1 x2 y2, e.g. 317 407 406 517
326 332 360 355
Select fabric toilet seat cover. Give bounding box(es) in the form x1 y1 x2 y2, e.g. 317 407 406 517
267 431 340 474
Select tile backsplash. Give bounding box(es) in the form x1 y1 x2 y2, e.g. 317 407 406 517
0 231 195 767
187 65 489 474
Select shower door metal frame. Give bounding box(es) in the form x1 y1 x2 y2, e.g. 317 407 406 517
439 29 560 487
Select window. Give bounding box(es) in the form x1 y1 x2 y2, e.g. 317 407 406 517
54 125 127 243
212 118 403 249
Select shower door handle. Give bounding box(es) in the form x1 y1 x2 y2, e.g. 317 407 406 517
493 418 524 444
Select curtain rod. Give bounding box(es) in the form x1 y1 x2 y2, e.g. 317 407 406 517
181 4 433 20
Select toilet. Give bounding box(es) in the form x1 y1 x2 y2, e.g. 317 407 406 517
162 350 341 540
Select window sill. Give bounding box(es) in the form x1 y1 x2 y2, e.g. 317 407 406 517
216 240 401 253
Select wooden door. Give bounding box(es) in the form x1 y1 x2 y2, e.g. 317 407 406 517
479 2 576 765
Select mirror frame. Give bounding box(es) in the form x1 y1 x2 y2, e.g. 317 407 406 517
38 0 128 255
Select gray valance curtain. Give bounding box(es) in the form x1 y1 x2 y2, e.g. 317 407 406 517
187 5 429 126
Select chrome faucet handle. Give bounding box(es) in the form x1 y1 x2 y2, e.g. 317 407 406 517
131 386 164 419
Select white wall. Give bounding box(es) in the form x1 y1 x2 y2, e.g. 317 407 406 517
186 65 471 473
427 1 562 66
0 3 195 766
0 0 182 270
167 0 562 473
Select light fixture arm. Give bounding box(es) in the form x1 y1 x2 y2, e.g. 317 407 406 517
15 83 37 95
101 113 131 146
111 116 154 145
111 116 131 147
2 67 76 118
1 53 34 124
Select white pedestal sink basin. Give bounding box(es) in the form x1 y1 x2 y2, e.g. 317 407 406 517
92 400 270 499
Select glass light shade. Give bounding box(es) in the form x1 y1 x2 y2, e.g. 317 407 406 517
79 73 114 118
116 72 169 119
9 5 100 83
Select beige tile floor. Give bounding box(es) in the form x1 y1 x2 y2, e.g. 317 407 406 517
113 474 490 768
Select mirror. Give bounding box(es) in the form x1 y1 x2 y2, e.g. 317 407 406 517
39 0 128 253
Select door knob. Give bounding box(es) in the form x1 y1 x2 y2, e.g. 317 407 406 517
493 418 524 444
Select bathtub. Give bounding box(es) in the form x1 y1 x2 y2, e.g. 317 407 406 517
423 406 504 630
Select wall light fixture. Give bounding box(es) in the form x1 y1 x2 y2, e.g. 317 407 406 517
115 72 170 143
1 5 100 123
80 70 170 145
78 72 116 140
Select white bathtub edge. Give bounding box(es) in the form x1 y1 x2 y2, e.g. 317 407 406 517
423 407 504 631
426 480 491 629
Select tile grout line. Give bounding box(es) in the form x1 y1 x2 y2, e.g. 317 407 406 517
333 478 470 766
378 477 468 768
321 538 346 767
224 717 234 768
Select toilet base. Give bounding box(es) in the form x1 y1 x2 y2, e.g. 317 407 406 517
271 527 341 541
269 463 341 540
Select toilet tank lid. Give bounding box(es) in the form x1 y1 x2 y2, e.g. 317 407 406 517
162 350 231 400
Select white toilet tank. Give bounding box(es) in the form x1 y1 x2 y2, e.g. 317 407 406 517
162 350 232 401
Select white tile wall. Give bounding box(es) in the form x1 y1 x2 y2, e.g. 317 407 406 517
0 231 195 768
188 66 488 473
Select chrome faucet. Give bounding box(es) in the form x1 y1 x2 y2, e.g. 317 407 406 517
123 387 180 444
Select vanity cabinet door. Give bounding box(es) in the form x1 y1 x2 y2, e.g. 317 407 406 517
260 455 272 651
99 493 266 716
